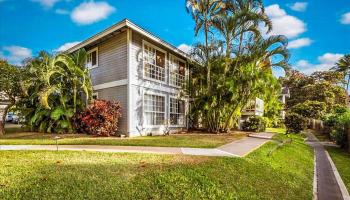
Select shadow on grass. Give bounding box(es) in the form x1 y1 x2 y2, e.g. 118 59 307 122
1 135 314 200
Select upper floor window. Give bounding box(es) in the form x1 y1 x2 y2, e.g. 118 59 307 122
143 42 166 82
86 47 98 69
169 55 186 87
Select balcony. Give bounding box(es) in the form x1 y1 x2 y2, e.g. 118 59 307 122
241 98 264 116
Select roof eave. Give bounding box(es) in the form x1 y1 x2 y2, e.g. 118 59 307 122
66 19 192 61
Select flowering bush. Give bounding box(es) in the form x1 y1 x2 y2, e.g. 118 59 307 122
73 100 122 136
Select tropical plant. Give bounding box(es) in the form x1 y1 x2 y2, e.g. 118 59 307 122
333 54 350 90
73 99 122 136
17 49 92 133
187 0 289 133
186 0 226 88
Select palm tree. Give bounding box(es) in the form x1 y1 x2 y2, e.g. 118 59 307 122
333 54 350 90
19 49 93 133
226 0 272 57
186 0 225 88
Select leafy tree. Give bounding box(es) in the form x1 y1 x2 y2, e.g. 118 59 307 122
0 60 24 135
17 49 92 133
291 100 327 119
281 70 347 111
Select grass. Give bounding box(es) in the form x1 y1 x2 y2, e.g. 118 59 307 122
0 131 314 200
266 127 286 134
327 147 350 192
1 128 245 148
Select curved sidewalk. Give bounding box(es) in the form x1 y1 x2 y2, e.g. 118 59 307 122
0 135 272 157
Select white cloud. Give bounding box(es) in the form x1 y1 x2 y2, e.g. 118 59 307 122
340 12 350 24
54 41 80 52
288 2 308 12
177 44 192 54
0 46 32 65
295 53 344 74
265 4 306 38
71 1 116 25
55 8 69 15
32 0 60 9
288 38 312 49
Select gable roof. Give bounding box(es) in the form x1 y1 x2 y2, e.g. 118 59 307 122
67 19 191 60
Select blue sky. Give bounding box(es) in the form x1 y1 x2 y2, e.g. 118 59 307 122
0 0 350 76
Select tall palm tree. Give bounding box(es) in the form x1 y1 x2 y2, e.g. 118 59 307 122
226 0 272 57
333 54 350 90
186 0 225 88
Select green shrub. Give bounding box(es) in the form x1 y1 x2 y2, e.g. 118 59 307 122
242 116 267 132
285 112 307 134
324 109 350 149
73 100 122 136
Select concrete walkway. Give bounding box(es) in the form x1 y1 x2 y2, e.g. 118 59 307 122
306 132 344 200
0 134 273 157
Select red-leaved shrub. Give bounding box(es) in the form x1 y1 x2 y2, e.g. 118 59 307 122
73 99 122 136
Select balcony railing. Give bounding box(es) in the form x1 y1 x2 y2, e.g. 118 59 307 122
170 72 185 87
144 62 165 82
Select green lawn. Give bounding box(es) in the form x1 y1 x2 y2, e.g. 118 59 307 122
327 147 350 192
0 132 314 200
0 130 245 148
266 127 286 134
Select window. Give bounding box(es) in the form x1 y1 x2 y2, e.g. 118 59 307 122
144 94 165 125
143 43 166 82
169 55 185 87
170 98 185 126
92 92 98 100
86 48 98 69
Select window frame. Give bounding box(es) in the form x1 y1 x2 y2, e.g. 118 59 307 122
169 95 186 127
168 54 186 88
142 91 167 128
142 40 167 84
86 47 99 69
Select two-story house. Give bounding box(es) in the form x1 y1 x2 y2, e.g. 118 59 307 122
68 19 190 137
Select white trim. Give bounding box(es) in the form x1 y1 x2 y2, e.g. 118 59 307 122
142 40 168 84
86 47 99 69
325 150 350 200
127 28 132 136
67 19 192 61
142 90 166 128
92 79 128 90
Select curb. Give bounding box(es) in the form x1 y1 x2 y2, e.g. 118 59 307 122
325 150 350 200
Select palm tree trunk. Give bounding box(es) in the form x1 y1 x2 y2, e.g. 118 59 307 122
238 31 244 57
73 83 77 113
205 21 210 90
346 73 350 91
